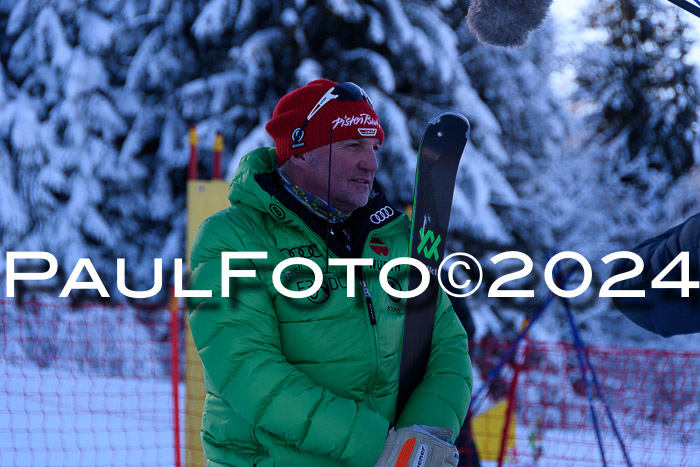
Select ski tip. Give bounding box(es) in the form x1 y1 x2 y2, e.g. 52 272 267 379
428 111 470 138
429 111 469 125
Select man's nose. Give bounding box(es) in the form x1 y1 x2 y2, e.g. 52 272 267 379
358 147 379 172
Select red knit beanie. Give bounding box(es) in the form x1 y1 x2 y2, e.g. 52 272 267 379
265 79 384 166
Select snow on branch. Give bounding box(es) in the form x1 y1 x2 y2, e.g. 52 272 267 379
191 0 236 42
125 26 165 91
77 10 116 53
0 142 30 237
325 0 365 22
341 49 396 93
5 0 37 36
35 7 72 70
364 6 386 44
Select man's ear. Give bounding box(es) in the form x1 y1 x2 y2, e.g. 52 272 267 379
286 151 312 170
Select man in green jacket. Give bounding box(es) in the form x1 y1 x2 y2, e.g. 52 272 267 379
188 79 472 466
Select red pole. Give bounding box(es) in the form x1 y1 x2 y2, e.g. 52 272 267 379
213 131 223 179
169 287 182 467
498 318 530 467
188 125 198 180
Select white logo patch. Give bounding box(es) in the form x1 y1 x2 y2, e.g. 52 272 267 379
291 128 306 149
358 128 377 137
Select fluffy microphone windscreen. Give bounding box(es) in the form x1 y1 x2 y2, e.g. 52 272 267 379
467 0 554 47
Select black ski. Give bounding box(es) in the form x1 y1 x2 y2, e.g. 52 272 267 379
397 111 470 416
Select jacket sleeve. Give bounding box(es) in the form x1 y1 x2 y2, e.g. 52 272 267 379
610 213 700 337
395 288 472 441
188 215 389 466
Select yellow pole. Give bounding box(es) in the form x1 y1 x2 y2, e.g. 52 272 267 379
185 179 230 466
184 125 231 466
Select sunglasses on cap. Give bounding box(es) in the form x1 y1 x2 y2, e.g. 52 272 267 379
291 82 374 149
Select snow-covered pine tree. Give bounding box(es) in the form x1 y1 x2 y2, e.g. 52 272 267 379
576 0 698 184
178 0 575 340
561 0 700 346
438 9 593 341
572 0 700 255
0 0 196 371
454 15 572 256
178 0 517 246
2 0 573 339
0 0 193 302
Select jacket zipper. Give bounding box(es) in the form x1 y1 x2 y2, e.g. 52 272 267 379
358 269 377 325
359 266 381 410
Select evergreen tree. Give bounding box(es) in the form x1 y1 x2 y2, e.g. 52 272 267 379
0 0 573 337
438 11 589 340
573 0 700 253
178 0 578 340
179 0 517 244
576 0 699 182
0 0 193 301
4 0 684 350
455 17 572 256
562 0 700 344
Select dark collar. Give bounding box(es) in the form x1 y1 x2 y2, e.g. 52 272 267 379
256 172 401 257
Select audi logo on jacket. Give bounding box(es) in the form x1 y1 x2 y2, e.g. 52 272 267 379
370 206 395 224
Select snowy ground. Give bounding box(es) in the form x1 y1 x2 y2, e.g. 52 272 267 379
482 426 700 466
2 355 698 466
0 360 184 467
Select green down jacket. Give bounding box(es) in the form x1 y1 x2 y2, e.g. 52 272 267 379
188 147 472 467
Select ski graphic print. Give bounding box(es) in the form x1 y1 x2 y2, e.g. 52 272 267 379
397 111 470 415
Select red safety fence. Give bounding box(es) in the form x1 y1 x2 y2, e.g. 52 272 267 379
467 335 700 466
0 299 183 466
1 299 698 466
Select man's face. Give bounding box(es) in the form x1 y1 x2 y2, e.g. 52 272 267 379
301 138 380 212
